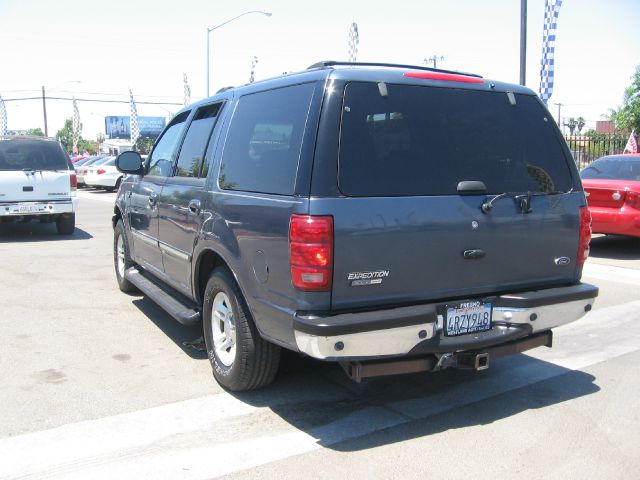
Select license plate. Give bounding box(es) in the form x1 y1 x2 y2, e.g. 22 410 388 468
444 300 492 337
8 204 48 214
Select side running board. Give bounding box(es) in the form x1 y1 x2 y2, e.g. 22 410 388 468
124 267 200 326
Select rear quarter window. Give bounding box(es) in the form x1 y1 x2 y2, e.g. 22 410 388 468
338 82 574 196
218 83 315 195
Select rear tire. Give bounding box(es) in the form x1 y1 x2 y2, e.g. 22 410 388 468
203 268 280 391
56 213 75 235
114 219 138 293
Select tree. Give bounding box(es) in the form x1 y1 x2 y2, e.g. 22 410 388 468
135 137 155 154
55 118 97 154
26 128 44 137
565 117 578 136
614 65 640 132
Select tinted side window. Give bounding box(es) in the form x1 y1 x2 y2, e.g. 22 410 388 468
175 103 222 178
219 83 315 195
147 111 189 177
338 82 574 196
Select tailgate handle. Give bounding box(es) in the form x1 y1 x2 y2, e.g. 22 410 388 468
23 186 34 192
463 249 486 260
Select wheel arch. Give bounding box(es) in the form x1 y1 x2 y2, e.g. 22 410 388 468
194 248 233 306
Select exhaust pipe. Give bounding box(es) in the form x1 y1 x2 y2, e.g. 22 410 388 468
474 353 490 371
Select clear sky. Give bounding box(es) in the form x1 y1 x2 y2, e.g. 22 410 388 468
1 0 638 140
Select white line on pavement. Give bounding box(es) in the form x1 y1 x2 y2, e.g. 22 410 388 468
582 262 640 286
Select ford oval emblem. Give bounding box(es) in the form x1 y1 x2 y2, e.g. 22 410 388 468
555 257 571 266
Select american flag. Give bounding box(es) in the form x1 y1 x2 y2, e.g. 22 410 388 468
623 130 638 154
348 22 359 63
72 97 80 154
129 89 140 147
539 0 563 105
0 95 7 136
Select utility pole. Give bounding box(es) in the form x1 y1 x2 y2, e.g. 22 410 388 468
41 86 48 137
520 0 527 85
424 55 445 69
554 102 563 132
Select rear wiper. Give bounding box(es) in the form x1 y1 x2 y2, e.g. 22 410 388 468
481 190 571 214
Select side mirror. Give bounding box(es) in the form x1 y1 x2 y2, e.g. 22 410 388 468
116 151 144 175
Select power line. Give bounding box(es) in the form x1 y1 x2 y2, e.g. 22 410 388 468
2 96 183 106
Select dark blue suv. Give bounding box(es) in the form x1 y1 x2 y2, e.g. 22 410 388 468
113 61 598 391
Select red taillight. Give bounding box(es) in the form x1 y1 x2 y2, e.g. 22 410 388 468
289 214 334 291
403 71 484 84
578 206 592 265
625 190 640 209
70 173 77 190
97 168 106 175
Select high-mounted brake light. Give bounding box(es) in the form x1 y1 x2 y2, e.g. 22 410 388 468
289 215 334 291
577 206 592 265
403 71 484 84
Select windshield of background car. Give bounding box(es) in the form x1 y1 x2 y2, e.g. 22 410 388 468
0 139 70 171
580 156 640 181
337 82 574 196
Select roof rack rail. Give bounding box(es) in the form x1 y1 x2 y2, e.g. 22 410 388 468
306 60 482 79
216 86 235 94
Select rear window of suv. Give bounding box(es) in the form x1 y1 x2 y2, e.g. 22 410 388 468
338 82 573 197
0 139 70 171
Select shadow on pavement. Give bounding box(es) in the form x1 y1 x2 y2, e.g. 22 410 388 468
589 234 640 260
0 222 92 242
127 287 600 452
131 297 207 360
230 353 599 451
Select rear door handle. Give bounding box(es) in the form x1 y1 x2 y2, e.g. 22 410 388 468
188 199 201 215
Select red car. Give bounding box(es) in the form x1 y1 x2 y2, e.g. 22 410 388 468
580 154 640 238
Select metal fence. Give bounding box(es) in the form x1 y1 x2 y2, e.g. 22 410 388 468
564 134 628 171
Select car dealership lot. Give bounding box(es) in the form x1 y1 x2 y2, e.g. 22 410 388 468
1 192 639 479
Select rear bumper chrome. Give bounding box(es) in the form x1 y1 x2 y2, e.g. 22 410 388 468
294 283 598 360
0 199 76 216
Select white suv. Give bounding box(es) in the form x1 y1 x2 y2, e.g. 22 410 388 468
0 136 78 234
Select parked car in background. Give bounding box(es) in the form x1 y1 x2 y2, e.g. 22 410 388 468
0 136 77 234
76 156 109 186
73 155 104 169
580 153 640 238
84 157 122 191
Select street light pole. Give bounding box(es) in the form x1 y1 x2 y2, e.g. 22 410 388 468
206 10 272 97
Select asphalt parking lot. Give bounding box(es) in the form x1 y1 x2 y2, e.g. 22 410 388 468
1 190 639 479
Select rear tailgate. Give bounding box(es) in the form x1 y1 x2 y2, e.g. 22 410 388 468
323 81 582 311
324 194 582 310
0 170 72 202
